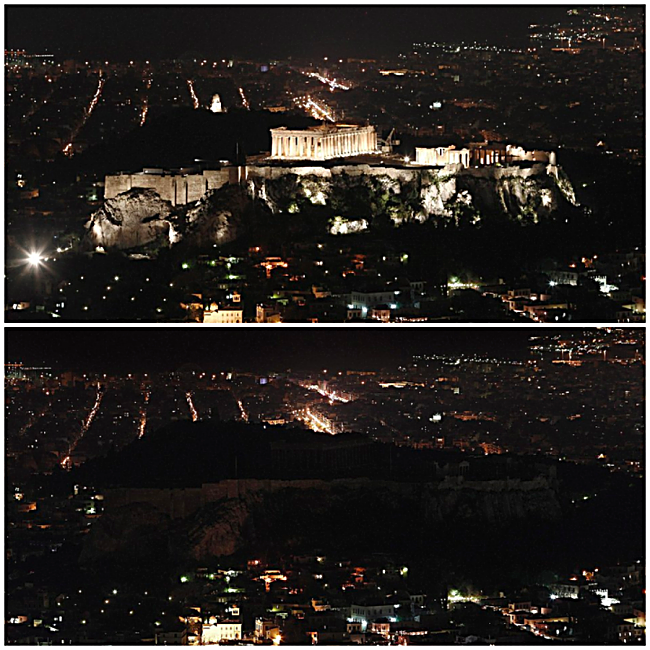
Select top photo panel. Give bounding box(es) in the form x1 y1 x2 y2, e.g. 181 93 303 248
5 5 645 324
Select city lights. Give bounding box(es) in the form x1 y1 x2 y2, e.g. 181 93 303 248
2 4 646 642
5 324 645 645
186 392 198 421
238 87 250 109
304 70 351 91
187 80 200 109
209 94 222 113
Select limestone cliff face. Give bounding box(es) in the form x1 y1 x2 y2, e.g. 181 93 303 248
183 497 259 559
83 186 243 251
83 189 174 250
422 476 561 522
178 185 245 249
247 162 578 227
85 477 561 562
87 163 578 250
79 501 171 565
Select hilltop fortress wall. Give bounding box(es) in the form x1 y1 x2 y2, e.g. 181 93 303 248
104 128 559 208
104 168 236 206
103 475 557 521
105 160 556 207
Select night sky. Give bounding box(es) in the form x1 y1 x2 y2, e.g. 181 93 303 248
6 5 569 60
6 327 549 373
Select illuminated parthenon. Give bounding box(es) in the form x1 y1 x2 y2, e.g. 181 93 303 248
270 124 378 161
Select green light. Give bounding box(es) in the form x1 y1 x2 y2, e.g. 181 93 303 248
182 263 190 270
180 575 189 583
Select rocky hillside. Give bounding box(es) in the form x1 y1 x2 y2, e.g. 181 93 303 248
83 161 579 252
82 186 245 251
81 477 561 563
248 161 579 230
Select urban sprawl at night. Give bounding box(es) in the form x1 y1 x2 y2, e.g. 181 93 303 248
3 4 646 647
4 328 645 644
5 5 645 323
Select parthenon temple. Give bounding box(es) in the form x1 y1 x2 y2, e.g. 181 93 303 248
270 124 378 160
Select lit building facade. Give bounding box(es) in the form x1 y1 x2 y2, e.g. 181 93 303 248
415 145 470 167
270 125 378 160
415 143 556 168
202 621 242 644
203 305 243 323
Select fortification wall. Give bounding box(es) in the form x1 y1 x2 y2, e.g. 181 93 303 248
103 475 554 520
104 169 232 206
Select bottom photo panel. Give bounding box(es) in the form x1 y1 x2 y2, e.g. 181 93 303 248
5 327 645 646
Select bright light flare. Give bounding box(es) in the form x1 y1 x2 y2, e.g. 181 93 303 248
27 251 43 266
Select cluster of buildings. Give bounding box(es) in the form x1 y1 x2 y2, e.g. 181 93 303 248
6 539 644 645
482 564 646 643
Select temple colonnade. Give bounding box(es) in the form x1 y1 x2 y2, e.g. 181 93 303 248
271 125 377 160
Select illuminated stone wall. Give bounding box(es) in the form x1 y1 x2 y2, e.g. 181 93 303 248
104 475 558 521
105 169 234 206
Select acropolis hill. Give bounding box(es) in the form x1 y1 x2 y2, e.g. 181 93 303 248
90 123 579 251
